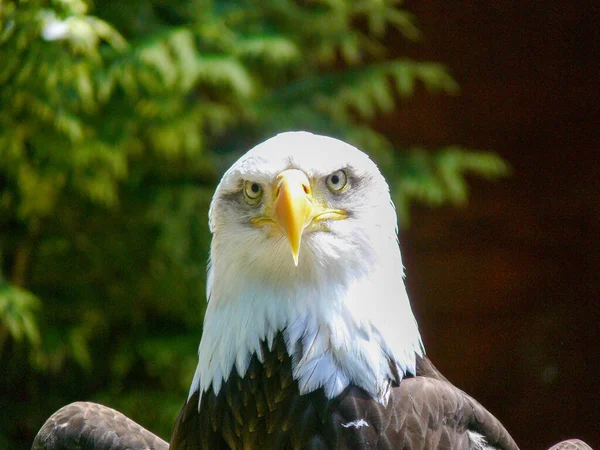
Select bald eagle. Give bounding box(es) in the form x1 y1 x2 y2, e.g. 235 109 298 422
33 132 592 450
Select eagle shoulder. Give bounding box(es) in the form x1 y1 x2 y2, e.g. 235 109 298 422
389 356 519 449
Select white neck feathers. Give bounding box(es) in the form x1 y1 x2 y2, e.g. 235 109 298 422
189 230 424 406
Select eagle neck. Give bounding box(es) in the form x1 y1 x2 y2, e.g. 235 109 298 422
189 246 424 406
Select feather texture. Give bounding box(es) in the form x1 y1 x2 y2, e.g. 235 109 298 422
172 333 518 450
546 441 593 450
32 402 168 450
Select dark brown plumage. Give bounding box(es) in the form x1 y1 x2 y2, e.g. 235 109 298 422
32 401 168 450
170 333 518 450
547 440 594 450
31 375 595 450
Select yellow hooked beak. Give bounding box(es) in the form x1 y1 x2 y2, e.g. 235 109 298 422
273 169 314 266
250 169 348 266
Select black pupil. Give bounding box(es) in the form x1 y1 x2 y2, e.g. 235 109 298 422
251 183 260 194
331 175 340 185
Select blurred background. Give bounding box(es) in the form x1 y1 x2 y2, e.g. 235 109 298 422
0 1 598 448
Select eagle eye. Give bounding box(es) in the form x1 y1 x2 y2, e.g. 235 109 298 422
326 170 348 193
243 181 263 202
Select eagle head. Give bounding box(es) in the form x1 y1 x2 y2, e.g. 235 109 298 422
191 131 423 404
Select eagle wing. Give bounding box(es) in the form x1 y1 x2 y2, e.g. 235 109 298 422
31 391 591 450
382 355 520 449
319 358 519 450
385 370 518 449
32 401 168 450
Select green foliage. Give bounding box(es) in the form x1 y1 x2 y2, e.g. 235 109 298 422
0 0 510 447
392 147 511 225
0 281 41 348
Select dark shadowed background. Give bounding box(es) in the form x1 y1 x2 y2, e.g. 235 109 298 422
389 2 599 448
